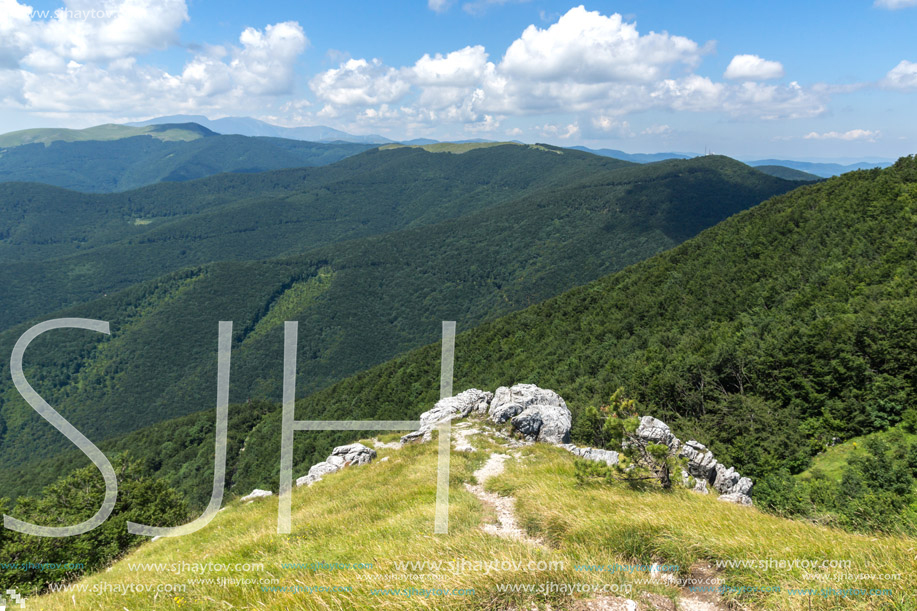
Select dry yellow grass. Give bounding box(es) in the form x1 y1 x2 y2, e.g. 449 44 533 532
32 435 917 610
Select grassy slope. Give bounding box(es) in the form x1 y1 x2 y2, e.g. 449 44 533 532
799 425 917 482
0 123 211 147
32 436 917 610
0 155 797 499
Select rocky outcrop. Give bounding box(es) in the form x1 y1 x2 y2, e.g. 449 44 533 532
634 416 681 451
631 419 753 505
674 437 753 503
561 444 620 466
488 384 567 424
240 489 273 503
401 388 493 443
565 416 753 505
402 384 572 446
511 404 572 444
296 442 377 487
399 385 751 504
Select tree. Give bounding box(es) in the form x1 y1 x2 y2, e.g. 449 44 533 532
901 407 917 434
601 389 682 490
0 455 188 594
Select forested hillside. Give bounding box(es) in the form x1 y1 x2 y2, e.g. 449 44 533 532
0 123 375 192
0 144 630 329
34 157 915 515
0 153 797 499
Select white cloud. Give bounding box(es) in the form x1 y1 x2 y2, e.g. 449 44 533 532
724 54 785 80
11 0 190 65
539 121 579 139
500 6 705 83
721 81 824 119
804 129 879 141
412 46 489 86
310 58 411 107
428 0 451 12
230 22 307 95
641 124 671 136
882 60 917 90
589 115 632 138
1 4 308 117
1 3 837 138
307 7 827 133
874 0 917 8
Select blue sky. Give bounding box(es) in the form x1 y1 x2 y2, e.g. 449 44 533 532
1 0 915 159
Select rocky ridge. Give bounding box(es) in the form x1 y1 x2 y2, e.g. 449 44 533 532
239 384 752 506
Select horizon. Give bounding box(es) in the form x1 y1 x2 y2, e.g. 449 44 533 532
1 1 915 159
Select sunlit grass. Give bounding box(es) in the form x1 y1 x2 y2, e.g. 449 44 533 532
35 436 917 610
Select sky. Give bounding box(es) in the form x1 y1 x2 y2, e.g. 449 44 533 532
0 0 915 160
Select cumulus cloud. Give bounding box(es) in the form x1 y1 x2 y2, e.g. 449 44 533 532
307 6 827 134
724 54 785 80
539 122 579 139
0 0 308 118
500 6 705 83
874 0 917 8
310 58 411 109
230 22 307 95
804 129 880 141
641 124 671 136
2 3 837 137
412 46 489 86
589 115 633 138
882 60 917 90
178 23 307 98
4 0 189 66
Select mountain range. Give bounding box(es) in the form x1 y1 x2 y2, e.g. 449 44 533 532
1 112 915 608
128 114 393 144
0 146 802 501
0 123 374 192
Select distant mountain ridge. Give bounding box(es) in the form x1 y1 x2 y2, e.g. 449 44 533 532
128 114 393 144
569 145 891 178
569 146 695 163
0 122 214 147
0 124 375 192
745 158 892 178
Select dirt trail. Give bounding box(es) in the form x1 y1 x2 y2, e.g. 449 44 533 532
464 451 543 546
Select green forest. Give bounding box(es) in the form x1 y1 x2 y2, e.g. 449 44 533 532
3 158 915 539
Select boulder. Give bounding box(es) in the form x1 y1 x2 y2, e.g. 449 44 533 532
420 388 493 428
331 442 377 466
510 404 572 444
561 444 620 466
718 492 753 506
681 469 708 494
489 384 567 424
634 416 680 451
679 443 719 484
402 389 492 443
296 443 376 487
240 489 273 503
